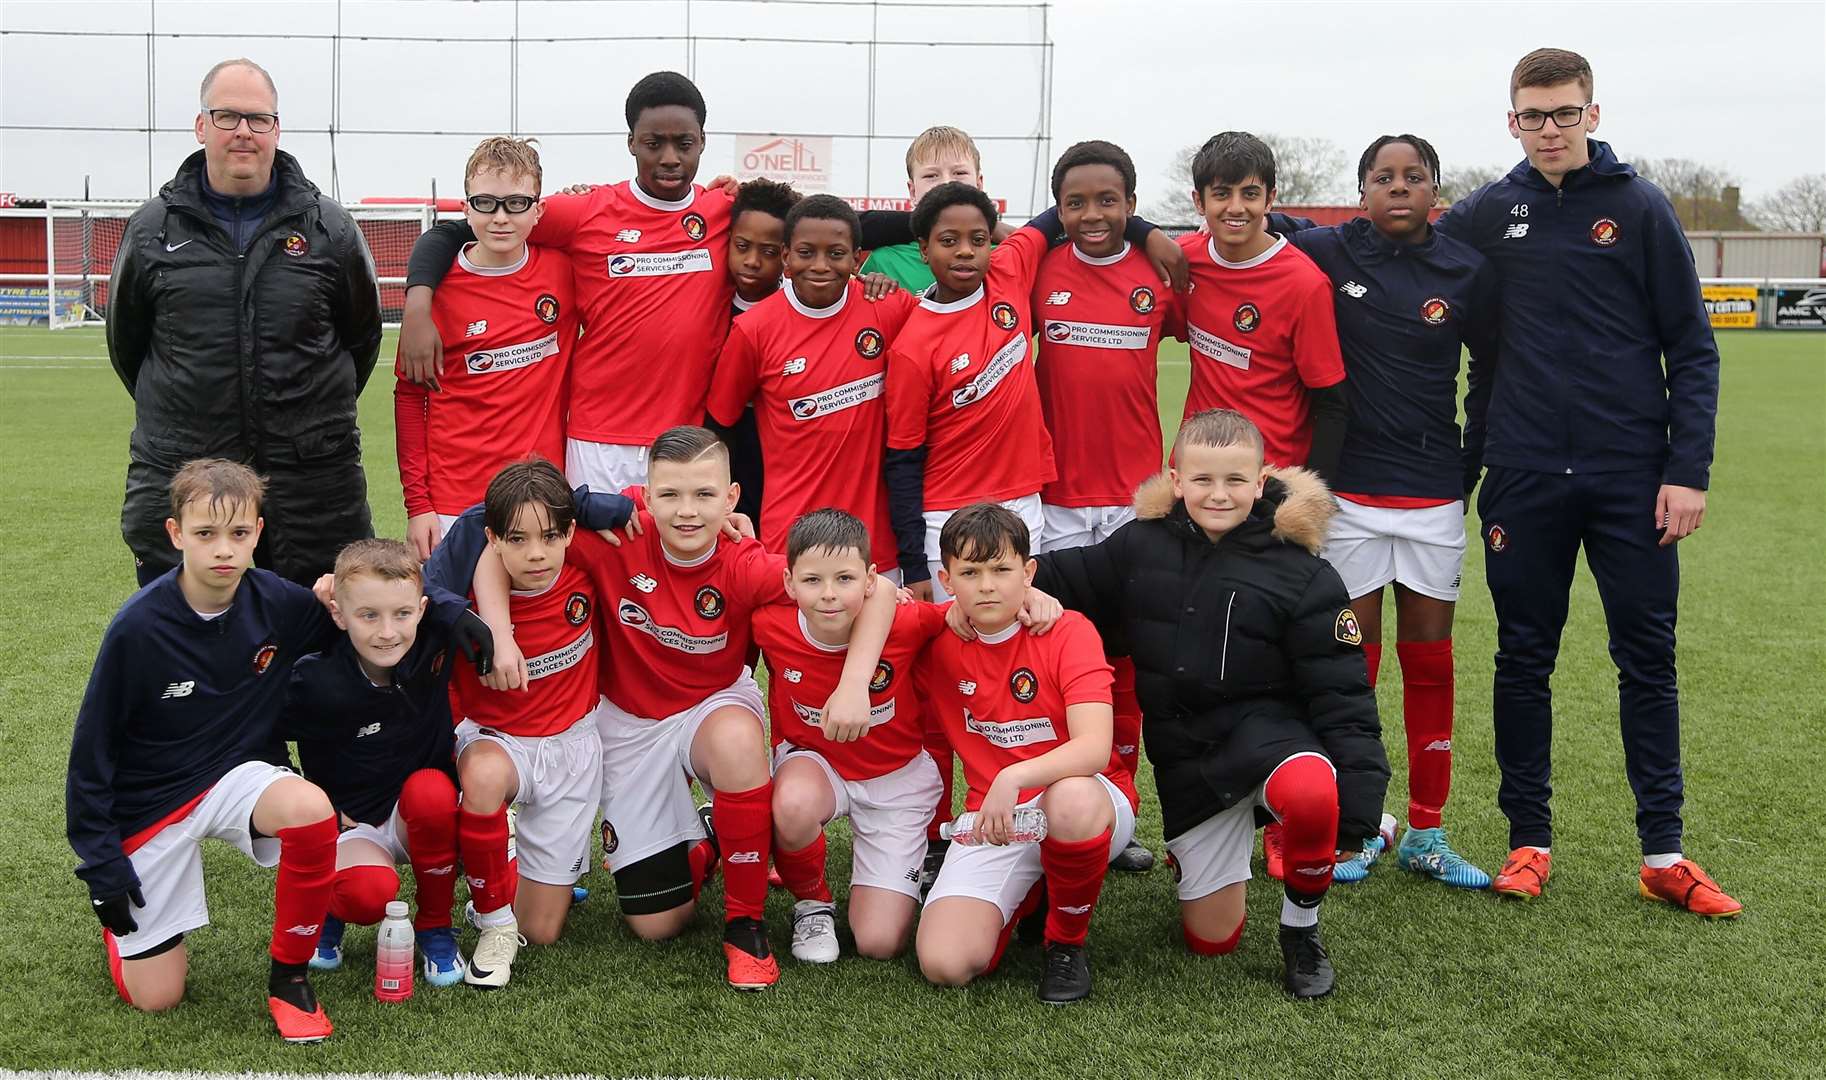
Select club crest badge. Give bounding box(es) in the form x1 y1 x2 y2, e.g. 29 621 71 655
855 327 884 359
535 293 561 324
1590 218 1619 246
991 301 1019 331
870 660 894 694
601 821 619 856
695 585 725 620
1010 667 1038 703
1420 297 1450 325
682 213 707 241
1130 286 1156 314
1233 303 1261 333
566 592 591 626
252 643 279 675
1486 523 1508 553
1334 608 1363 646
281 232 309 257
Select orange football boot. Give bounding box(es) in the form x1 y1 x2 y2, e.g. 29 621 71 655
1492 846 1552 899
1639 859 1743 918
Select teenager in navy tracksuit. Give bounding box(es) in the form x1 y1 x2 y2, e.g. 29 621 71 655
1276 134 1500 893
1438 48 1737 917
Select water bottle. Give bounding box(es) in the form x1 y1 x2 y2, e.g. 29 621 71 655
374 900 414 1002
941 806 1048 845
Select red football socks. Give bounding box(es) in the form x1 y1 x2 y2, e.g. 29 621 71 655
1112 657 1142 776
773 833 832 903
1184 919 1243 956
1363 641 1383 689
1040 828 1112 947
1398 639 1454 830
714 782 774 922
1263 755 1339 905
398 769 460 930
269 816 338 964
688 838 718 899
985 881 1046 976
327 864 398 926
457 806 514 918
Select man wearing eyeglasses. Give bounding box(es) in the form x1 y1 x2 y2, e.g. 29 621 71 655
108 57 382 589
1439 48 1735 918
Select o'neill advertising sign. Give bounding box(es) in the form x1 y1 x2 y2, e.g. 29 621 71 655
736 135 831 192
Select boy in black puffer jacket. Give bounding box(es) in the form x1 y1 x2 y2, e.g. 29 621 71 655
1033 408 1388 999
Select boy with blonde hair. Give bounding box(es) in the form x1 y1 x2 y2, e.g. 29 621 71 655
395 136 578 558
861 125 986 292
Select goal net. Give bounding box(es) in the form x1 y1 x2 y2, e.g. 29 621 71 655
45 202 434 328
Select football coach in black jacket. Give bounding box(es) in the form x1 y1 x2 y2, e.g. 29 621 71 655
107 58 382 586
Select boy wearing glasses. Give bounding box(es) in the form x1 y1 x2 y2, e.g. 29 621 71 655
1439 48 1735 916
394 137 577 560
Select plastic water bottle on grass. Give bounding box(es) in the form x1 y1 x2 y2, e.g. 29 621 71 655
374 900 414 1002
941 807 1049 845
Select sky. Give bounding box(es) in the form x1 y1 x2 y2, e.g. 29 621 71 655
2 0 1822 214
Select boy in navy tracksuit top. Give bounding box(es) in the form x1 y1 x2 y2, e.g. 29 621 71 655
1439 48 1737 916
66 460 346 1041
1275 134 1499 892
283 538 493 987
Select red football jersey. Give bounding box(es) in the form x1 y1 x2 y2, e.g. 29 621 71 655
395 245 577 517
752 598 946 781
531 181 735 446
884 226 1057 509
452 530 616 737
580 513 785 720
708 280 915 568
923 610 1135 810
1030 242 1185 507
1177 234 1345 466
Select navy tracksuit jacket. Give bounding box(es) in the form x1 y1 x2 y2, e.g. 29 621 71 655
1438 140 1720 853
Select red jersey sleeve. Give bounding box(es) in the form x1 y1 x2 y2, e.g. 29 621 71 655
907 600 949 644
393 374 432 517
884 342 934 451
706 320 762 427
1053 615 1115 706
992 225 1049 294
1161 285 1188 343
527 191 594 250
729 542 788 610
1292 272 1347 389
869 288 919 337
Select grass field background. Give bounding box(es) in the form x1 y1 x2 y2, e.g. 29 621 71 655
2 326 1822 1078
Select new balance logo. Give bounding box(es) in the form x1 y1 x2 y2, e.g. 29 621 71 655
728 851 761 864
424 864 455 876
629 573 658 593
160 680 195 700
467 876 488 889
957 680 977 695
615 229 642 243
285 923 322 936
1057 904 1092 915
781 668 803 683
949 352 971 373
1503 223 1530 239
1424 739 1452 751
1116 744 1137 756
465 319 488 337
355 721 382 738
1339 281 1367 298
1295 866 1331 876
783 357 807 375
1044 290 1072 305
905 867 921 882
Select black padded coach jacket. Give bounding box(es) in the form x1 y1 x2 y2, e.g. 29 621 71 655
1033 467 1390 849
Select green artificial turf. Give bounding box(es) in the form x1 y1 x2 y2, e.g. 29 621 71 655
1 327 1821 1078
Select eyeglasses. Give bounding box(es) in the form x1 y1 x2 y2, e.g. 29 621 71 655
206 109 278 133
1513 104 1590 131
465 194 538 215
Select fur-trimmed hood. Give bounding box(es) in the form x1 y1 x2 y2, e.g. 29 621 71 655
1131 466 1336 555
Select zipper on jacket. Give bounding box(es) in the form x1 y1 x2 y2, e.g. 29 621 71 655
1218 592 1237 681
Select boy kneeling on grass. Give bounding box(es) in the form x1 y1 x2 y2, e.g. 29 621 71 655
1031 409 1390 999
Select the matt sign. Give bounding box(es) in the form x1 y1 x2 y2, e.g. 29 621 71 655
735 135 832 191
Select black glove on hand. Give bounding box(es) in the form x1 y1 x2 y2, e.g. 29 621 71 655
453 608 495 677
91 884 145 936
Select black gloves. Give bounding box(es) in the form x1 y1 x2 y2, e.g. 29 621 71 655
91 884 145 936
452 609 495 677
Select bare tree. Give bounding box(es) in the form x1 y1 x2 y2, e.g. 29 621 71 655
1437 164 1506 205
1634 157 1754 230
1748 173 1826 232
1140 133 1350 226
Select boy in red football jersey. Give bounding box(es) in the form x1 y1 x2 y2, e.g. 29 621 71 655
722 178 800 539
1177 132 1349 476
1031 139 1186 875
400 72 735 492
915 504 1136 1004
426 458 623 988
709 195 916 572
396 137 577 560
468 427 897 989
757 509 950 964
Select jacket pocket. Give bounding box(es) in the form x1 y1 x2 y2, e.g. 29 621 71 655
290 425 361 463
